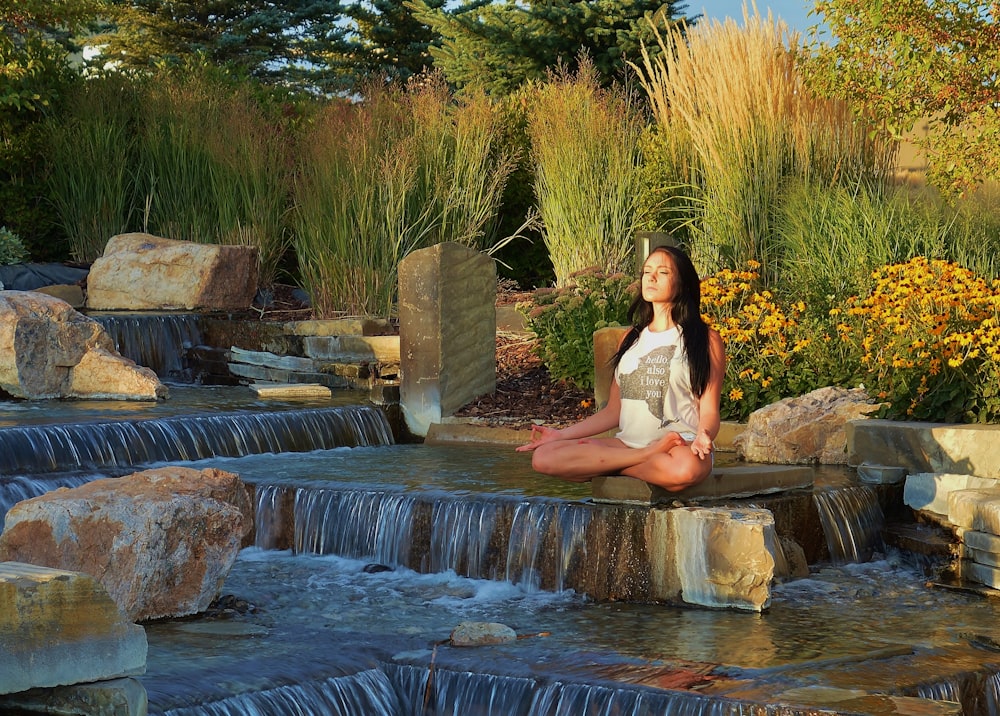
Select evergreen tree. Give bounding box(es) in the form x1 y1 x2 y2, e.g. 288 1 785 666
346 0 492 84
100 0 355 92
408 0 692 93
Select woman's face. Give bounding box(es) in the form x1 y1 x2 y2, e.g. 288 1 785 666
641 250 677 304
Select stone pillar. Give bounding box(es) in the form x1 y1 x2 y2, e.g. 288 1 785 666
594 326 628 410
398 242 496 437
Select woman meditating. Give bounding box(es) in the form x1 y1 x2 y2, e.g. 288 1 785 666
516 245 725 491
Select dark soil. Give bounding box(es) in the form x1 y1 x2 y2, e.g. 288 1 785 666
257 283 595 429
451 330 596 429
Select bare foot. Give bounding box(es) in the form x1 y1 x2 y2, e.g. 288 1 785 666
651 431 686 455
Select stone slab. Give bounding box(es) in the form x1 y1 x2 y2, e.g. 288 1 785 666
302 335 400 364
592 465 814 505
948 488 1000 533
903 473 1000 516
857 463 909 485
0 677 147 716
963 529 1000 555
229 346 316 373
250 382 332 399
849 420 1000 479
227 362 349 389
283 318 395 337
0 562 147 695
965 546 1000 568
963 560 1000 589
425 422 533 447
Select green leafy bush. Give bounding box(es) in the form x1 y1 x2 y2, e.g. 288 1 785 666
0 226 28 265
520 267 634 389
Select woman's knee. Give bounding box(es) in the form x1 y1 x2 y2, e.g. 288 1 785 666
648 453 710 492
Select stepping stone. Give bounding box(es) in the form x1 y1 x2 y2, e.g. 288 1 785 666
250 382 332 399
592 464 814 505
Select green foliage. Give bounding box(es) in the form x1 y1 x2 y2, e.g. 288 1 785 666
0 226 28 265
347 0 489 83
44 68 293 280
526 60 647 286
292 78 516 318
408 0 689 93
804 0 1000 196
45 75 142 262
489 89 554 288
520 267 634 389
100 0 355 93
774 181 1000 315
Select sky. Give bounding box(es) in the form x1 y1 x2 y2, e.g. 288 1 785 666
689 0 820 33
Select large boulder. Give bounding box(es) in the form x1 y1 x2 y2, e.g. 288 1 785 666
86 233 258 311
0 291 166 400
734 386 875 464
0 466 253 622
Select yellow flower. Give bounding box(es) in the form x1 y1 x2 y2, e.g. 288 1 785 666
728 388 744 401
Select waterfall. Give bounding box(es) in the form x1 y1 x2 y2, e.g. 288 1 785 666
0 405 394 475
505 501 554 590
428 498 500 578
93 313 203 380
265 485 619 595
158 669 404 716
0 473 95 521
294 488 418 565
384 663 777 716
813 485 885 563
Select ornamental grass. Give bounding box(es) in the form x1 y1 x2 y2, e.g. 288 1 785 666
292 77 515 319
630 8 895 283
526 59 646 286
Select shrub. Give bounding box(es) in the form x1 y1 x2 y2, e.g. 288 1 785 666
838 257 1000 423
519 268 634 389
699 262 845 421
0 226 28 265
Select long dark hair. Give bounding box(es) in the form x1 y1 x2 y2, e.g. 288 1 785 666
611 246 712 397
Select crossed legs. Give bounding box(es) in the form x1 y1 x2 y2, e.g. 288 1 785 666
529 431 712 491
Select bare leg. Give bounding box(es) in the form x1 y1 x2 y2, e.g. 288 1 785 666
531 432 687 482
622 444 713 491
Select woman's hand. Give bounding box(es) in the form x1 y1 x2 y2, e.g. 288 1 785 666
515 424 563 452
690 430 714 460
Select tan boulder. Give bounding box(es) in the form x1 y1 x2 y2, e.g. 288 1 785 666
0 562 147 696
86 233 258 311
0 466 253 622
734 386 875 464
0 291 166 400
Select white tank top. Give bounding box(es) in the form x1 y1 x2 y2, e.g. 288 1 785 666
614 326 699 448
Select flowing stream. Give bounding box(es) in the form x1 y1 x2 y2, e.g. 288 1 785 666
3 314 1000 714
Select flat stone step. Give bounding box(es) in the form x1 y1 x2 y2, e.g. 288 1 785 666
592 465 814 505
249 382 332 399
0 562 146 696
229 346 316 373
227 362 350 389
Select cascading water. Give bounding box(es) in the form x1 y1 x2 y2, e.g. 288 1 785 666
8 323 1000 715
92 313 204 381
812 485 885 563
